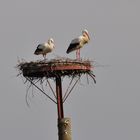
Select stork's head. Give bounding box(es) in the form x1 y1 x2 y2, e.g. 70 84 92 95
82 29 90 40
48 38 54 44
48 38 55 48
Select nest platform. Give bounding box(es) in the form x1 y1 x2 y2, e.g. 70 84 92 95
17 58 95 79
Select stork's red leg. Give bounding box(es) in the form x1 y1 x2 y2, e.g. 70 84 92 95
76 50 78 59
76 49 80 60
43 54 46 60
78 49 80 59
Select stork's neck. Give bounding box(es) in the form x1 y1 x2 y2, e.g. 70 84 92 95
45 42 48 46
49 42 55 48
82 35 89 44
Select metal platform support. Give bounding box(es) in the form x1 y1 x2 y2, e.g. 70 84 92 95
17 59 96 140
56 76 64 119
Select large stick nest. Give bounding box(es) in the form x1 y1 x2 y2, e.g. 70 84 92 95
17 57 96 82
16 57 96 105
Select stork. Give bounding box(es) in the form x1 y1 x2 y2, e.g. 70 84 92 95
66 29 90 59
34 38 55 59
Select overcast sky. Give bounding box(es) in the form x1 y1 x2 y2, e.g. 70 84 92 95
0 0 140 140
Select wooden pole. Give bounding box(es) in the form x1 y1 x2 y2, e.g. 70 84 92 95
58 118 72 140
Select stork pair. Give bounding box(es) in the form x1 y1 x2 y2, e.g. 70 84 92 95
34 29 90 60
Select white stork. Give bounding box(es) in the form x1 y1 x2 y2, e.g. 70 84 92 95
34 38 55 59
66 29 90 59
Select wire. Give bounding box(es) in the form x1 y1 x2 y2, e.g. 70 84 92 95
46 79 57 99
63 77 74 101
63 77 80 103
26 78 57 104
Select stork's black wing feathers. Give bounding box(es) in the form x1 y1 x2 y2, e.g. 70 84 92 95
66 42 80 53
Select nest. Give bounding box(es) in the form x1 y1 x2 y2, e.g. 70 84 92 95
17 58 96 82
17 57 96 105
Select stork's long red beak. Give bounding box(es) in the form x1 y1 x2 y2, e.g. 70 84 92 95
85 32 90 40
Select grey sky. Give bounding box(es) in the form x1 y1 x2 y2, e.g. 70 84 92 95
0 0 140 140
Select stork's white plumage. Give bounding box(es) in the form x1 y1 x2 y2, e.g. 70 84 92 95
34 38 55 59
66 29 90 59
